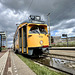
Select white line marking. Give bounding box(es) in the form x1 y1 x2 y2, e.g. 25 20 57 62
14 66 16 68
8 67 12 73
15 70 17 72
14 68 16 69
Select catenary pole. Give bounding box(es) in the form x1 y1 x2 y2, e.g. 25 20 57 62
47 13 51 47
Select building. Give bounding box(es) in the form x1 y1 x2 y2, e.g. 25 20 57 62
52 36 75 43
0 32 7 48
52 36 62 43
62 37 75 42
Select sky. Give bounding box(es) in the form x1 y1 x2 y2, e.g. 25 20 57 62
0 0 75 47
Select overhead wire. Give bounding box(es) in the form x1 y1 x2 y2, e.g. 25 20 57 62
51 1 75 23
23 0 33 21
27 0 33 11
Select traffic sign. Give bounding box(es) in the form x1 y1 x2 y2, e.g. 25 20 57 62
62 34 67 37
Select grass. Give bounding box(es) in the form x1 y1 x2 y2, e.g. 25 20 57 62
17 54 66 75
52 41 75 47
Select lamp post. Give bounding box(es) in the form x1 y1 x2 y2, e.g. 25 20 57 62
47 13 51 47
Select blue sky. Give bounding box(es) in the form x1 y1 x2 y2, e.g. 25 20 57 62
51 29 75 38
51 30 58 36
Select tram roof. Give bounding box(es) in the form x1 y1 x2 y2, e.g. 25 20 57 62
20 19 45 24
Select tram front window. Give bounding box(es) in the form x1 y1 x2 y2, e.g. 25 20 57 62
39 26 47 34
29 26 47 34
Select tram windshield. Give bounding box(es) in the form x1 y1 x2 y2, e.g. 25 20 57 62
29 26 47 34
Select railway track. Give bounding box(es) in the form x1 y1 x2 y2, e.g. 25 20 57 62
43 53 75 61
33 60 73 75
22 53 75 75
27 53 75 75
50 47 75 50
31 57 73 75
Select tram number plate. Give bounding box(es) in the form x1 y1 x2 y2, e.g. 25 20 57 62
39 36 43 38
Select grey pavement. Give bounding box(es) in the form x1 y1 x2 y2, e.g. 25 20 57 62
10 51 36 75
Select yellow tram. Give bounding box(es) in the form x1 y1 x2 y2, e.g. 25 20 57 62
13 15 49 56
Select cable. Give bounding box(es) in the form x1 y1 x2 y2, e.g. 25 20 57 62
52 1 75 23
27 0 33 11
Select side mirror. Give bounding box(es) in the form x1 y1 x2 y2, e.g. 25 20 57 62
28 34 32 37
47 34 49 37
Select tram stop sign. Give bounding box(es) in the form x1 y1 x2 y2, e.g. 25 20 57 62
62 34 67 37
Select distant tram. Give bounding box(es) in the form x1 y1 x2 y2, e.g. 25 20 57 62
13 15 49 56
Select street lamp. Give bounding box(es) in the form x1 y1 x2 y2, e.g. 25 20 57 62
47 13 51 47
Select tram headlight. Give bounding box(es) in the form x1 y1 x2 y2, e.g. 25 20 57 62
40 40 43 44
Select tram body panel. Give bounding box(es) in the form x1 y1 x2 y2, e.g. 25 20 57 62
28 34 49 47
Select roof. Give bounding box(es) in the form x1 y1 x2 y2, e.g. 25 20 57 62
20 19 45 24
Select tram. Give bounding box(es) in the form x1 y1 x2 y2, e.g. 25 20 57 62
13 15 49 56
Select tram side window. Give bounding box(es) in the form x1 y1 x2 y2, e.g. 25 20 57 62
29 26 47 34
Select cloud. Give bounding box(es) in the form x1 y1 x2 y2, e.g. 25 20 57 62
0 0 75 47
50 19 75 31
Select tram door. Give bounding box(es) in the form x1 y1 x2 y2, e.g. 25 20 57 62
19 26 27 53
19 28 22 53
23 26 27 53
